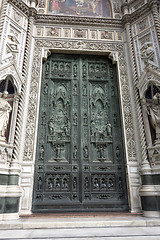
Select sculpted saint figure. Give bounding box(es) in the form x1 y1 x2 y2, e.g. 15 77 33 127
0 92 12 139
148 93 160 141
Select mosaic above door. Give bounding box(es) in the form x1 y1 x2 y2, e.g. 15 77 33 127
32 54 128 212
47 0 111 17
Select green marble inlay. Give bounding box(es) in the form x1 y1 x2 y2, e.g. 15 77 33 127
141 196 160 211
0 197 19 213
0 174 19 185
141 175 160 185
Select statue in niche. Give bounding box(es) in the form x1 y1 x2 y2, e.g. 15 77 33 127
55 178 61 189
44 83 48 94
106 121 112 136
73 113 78 125
73 177 77 189
101 178 107 189
62 178 68 189
46 178 53 190
83 85 87 95
42 113 46 125
119 177 122 190
108 178 114 189
55 144 62 159
83 146 88 158
83 113 87 125
39 145 44 159
113 113 117 125
91 120 95 136
116 146 120 160
93 178 99 189
141 42 154 64
97 145 104 159
73 146 77 159
84 177 89 190
48 119 54 135
147 93 160 142
0 92 12 140
73 84 77 95
37 176 42 190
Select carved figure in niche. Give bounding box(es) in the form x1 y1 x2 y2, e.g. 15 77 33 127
111 86 115 96
108 178 114 188
106 121 112 136
73 113 78 125
73 84 77 95
55 144 62 159
42 113 46 125
101 178 107 189
93 178 99 189
84 177 89 190
75 30 85 38
116 146 120 160
37 176 42 190
147 93 160 141
97 145 104 159
83 85 87 95
48 119 54 135
0 147 8 161
46 178 53 190
73 146 77 159
83 64 86 76
91 120 95 136
83 113 87 125
101 31 112 40
113 113 117 125
83 146 88 158
73 64 77 77
39 145 44 159
141 42 154 64
119 177 122 190
44 83 48 94
47 27 58 36
55 178 61 189
73 177 77 189
7 33 19 51
0 92 12 139
62 178 68 189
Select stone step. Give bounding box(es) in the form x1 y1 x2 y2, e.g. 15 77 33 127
0 214 160 239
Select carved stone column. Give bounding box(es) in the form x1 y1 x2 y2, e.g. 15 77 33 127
12 8 37 163
122 6 149 213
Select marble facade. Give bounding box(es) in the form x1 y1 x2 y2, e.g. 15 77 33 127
0 0 160 220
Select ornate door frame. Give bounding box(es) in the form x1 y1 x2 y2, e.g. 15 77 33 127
19 39 141 215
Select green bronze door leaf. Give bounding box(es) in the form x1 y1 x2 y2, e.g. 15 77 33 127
32 54 128 212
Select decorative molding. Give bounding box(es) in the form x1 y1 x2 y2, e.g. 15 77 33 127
36 15 123 28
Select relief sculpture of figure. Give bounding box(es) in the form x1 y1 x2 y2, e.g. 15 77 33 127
0 92 12 140
148 93 160 142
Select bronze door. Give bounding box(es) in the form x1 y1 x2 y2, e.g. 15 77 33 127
32 54 128 212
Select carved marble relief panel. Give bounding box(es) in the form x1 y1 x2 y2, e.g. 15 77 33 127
36 26 123 42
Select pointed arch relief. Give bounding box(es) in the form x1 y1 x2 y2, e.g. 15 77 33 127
47 0 112 18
